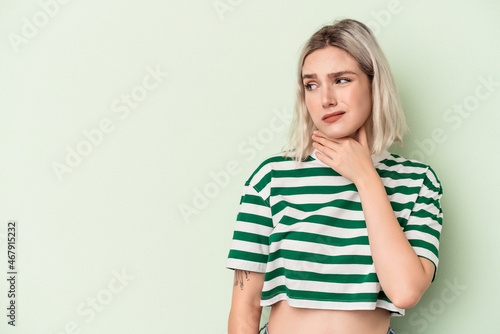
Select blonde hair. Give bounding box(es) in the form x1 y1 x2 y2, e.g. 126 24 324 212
284 18 407 161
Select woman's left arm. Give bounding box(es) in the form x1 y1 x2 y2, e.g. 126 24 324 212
312 126 435 309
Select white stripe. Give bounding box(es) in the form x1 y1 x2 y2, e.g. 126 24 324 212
262 276 380 294
380 176 424 188
412 248 439 267
266 258 374 276
230 239 269 255
412 202 441 217
226 258 266 273
261 294 381 311
272 175 353 187
272 222 367 239
233 220 273 236
271 191 360 206
239 202 271 217
405 230 439 247
426 169 440 188
419 184 441 201
375 299 404 315
387 192 418 204
273 205 365 224
269 238 371 257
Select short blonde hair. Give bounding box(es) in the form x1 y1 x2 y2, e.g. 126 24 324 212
285 19 407 161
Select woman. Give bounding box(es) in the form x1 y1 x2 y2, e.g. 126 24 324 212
227 19 443 334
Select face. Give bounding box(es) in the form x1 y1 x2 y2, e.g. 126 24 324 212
302 46 372 140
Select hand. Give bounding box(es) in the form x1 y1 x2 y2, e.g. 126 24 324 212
311 125 377 185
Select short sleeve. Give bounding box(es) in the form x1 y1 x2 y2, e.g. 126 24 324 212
226 181 274 273
403 167 443 280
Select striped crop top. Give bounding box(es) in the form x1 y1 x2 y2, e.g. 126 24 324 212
226 150 443 316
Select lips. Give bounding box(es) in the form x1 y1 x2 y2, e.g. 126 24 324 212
322 111 345 123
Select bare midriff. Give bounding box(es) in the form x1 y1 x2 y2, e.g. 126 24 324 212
267 300 391 334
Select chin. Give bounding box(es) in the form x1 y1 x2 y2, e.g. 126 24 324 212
322 130 355 140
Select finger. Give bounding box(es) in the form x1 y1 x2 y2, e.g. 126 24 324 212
357 125 369 149
312 130 342 145
312 130 329 140
312 134 339 151
314 149 334 165
312 141 336 160
313 130 342 141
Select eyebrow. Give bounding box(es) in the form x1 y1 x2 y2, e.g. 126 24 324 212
302 70 358 81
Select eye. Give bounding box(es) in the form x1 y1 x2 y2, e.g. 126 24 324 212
336 78 351 84
304 83 318 91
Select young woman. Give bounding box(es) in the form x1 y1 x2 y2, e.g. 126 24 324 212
227 19 443 334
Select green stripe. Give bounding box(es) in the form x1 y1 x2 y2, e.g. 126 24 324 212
270 231 369 247
416 194 442 212
272 198 362 215
378 169 425 181
265 267 379 284
408 239 439 258
377 290 391 303
232 231 268 245
385 185 421 196
240 193 267 206
389 200 416 212
262 285 379 303
396 216 408 227
404 224 441 239
272 184 357 196
268 249 373 265
422 170 442 194
247 155 291 181
410 209 442 223
278 215 366 229
236 212 273 227
228 250 268 264
382 154 428 169
273 167 341 178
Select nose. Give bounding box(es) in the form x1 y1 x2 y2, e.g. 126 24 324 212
322 85 337 108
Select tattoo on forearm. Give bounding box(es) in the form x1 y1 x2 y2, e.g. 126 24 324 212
234 270 251 290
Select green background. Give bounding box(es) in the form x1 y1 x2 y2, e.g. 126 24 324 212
1 0 498 333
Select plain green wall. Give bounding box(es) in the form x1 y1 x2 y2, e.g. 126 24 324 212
1 0 499 333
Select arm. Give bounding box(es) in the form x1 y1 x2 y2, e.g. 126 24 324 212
354 170 435 309
228 270 265 334
312 126 435 309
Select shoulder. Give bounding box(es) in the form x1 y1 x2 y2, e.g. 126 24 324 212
244 152 306 187
377 152 442 191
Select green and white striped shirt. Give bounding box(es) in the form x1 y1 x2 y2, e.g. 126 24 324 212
226 150 443 316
